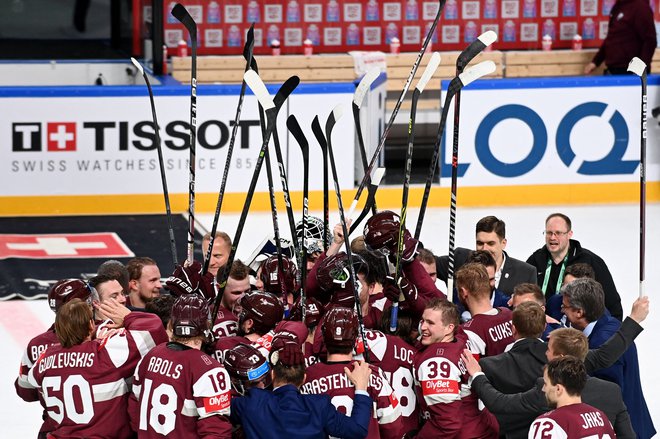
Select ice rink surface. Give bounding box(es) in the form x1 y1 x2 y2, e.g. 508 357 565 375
3 203 659 437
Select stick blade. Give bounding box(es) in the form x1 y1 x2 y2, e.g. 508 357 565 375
332 104 344 122
353 67 382 107
416 52 441 93
244 70 275 109
458 60 496 87
171 3 196 34
287 114 308 152
130 57 144 75
628 57 646 77
372 167 386 186
478 30 498 47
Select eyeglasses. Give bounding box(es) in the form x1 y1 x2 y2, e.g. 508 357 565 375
543 230 569 237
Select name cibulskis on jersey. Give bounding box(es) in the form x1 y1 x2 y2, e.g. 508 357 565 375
9 118 263 174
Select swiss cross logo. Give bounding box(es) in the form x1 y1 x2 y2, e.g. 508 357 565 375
47 122 76 151
12 123 42 152
421 379 459 396
0 233 134 260
203 392 231 413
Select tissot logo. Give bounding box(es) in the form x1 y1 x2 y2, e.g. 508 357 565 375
10 119 262 152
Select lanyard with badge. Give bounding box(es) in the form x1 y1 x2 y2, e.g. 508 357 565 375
541 254 568 295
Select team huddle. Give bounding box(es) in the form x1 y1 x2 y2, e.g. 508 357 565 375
14 212 654 439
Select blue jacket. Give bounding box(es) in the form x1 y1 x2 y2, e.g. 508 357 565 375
231 384 372 439
588 313 656 439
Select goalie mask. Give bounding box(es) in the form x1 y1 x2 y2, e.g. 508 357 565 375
170 294 211 338
48 279 99 313
295 216 331 255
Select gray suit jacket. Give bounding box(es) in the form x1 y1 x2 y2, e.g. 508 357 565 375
436 248 537 295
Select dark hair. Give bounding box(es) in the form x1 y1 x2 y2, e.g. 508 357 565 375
229 259 250 281
89 273 119 291
417 248 435 265
549 328 589 361
512 283 545 305
355 250 386 285
272 361 305 387
455 263 491 300
545 213 572 231
97 260 129 293
565 263 595 280
466 250 496 268
512 301 546 339
55 299 93 348
380 307 416 346
561 278 605 322
476 216 506 240
145 294 176 328
545 356 587 396
425 298 460 327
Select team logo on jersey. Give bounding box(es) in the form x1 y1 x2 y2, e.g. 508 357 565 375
0 233 134 259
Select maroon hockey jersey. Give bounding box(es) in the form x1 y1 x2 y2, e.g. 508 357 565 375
27 312 167 439
462 307 513 358
301 361 404 439
14 326 60 435
529 403 616 439
357 329 419 435
212 306 239 339
129 342 232 438
413 327 498 439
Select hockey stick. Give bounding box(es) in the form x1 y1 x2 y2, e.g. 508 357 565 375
324 104 370 362
311 116 330 252
211 72 298 324
202 25 255 275
131 58 178 268
628 57 647 298
347 0 448 220
414 59 496 240
171 3 198 265
390 52 442 332
442 31 498 297
348 167 386 235
287 114 310 318
352 67 382 214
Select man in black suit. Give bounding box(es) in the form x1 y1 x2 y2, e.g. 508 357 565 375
436 216 536 296
462 327 638 439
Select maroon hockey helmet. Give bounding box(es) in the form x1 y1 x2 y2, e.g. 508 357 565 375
238 291 285 335
223 343 272 395
321 307 359 350
289 296 324 328
170 294 211 338
315 252 368 292
48 279 99 313
363 210 401 254
259 255 299 295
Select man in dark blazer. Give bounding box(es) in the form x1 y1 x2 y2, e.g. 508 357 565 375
436 216 536 296
462 327 636 439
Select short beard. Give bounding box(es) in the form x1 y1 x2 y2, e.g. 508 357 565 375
545 394 557 409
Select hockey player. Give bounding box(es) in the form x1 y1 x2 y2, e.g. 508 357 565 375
129 294 232 438
223 343 272 395
529 356 616 439
27 297 167 439
126 256 162 309
414 298 498 438
296 216 332 270
15 279 99 439
255 254 299 310
457 263 514 358
302 307 404 439
212 260 251 338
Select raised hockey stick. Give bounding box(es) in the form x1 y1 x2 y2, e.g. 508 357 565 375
390 52 441 332
311 115 330 252
324 104 370 362
171 3 198 264
444 32 497 299
212 72 298 324
414 60 496 240
131 57 178 268
628 57 647 298
347 0 448 220
352 67 382 214
348 167 386 235
202 25 255 275
287 114 310 318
